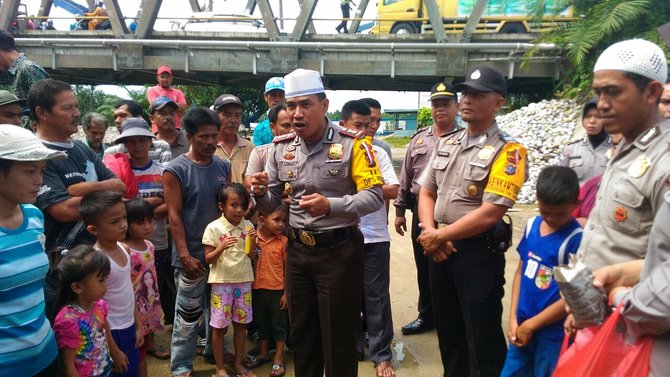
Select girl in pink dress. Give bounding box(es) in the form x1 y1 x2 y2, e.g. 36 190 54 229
53 245 113 377
124 199 166 377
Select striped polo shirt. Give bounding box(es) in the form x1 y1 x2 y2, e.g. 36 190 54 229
0 204 58 375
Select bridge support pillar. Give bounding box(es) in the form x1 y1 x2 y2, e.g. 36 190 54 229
0 0 20 31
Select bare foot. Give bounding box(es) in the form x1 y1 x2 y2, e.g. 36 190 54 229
376 360 395 377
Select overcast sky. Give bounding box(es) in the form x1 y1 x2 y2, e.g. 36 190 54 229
25 0 430 111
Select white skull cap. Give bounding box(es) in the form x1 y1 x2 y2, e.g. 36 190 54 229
284 68 325 99
594 39 668 83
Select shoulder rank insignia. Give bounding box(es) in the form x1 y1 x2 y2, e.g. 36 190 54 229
498 132 517 143
273 132 296 143
339 128 366 139
411 127 429 139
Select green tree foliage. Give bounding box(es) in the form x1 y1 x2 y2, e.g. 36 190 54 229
528 0 670 99
417 107 432 128
73 85 120 127
176 85 266 126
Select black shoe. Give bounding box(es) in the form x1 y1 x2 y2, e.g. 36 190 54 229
401 317 434 335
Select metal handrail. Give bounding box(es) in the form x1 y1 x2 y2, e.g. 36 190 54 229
15 37 559 52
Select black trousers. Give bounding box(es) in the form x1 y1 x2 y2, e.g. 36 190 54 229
155 246 176 325
411 202 433 323
429 233 507 377
287 231 364 377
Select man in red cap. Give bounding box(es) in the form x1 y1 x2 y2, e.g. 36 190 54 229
147 65 188 132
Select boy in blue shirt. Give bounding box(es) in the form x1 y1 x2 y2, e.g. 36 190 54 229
501 166 583 377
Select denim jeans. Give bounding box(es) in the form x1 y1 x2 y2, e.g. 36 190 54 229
170 268 209 376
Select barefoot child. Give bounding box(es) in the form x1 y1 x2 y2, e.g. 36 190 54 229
203 183 257 377
124 198 167 377
245 203 289 377
53 245 113 377
501 166 583 377
80 191 144 377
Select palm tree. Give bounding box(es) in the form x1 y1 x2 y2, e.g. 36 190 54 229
526 0 670 96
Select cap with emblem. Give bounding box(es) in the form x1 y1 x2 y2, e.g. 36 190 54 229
149 96 178 113
114 118 155 144
594 39 667 83
265 77 285 93
454 66 507 98
156 65 172 76
0 125 67 161
284 68 325 99
212 94 243 111
0 90 25 107
429 82 457 101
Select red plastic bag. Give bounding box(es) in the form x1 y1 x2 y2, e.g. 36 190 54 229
553 303 653 377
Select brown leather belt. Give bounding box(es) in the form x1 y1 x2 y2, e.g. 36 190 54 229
291 225 359 247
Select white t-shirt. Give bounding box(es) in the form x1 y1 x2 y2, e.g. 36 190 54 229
103 243 135 330
359 145 399 244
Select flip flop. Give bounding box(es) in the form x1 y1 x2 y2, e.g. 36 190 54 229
270 363 286 377
244 355 271 369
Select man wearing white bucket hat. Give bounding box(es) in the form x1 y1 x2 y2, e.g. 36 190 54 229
251 68 383 377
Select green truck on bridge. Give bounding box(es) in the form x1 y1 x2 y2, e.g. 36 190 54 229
370 0 573 34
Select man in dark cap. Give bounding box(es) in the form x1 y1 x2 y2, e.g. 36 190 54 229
417 66 527 377
393 81 460 336
212 94 254 184
151 96 190 158
0 90 25 126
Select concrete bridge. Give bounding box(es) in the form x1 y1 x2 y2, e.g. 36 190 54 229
0 0 564 93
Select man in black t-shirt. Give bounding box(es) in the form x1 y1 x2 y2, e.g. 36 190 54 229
29 79 124 320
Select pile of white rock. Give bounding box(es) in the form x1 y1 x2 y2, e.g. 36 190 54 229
496 99 581 204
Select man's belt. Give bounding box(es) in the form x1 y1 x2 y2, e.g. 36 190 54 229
291 225 359 247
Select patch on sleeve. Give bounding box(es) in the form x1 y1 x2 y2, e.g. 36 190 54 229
484 142 527 202
351 138 383 190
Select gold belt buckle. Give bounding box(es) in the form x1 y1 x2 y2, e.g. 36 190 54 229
298 230 316 247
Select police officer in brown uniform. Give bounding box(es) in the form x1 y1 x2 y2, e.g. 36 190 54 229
251 68 383 377
575 39 670 271
393 82 460 335
417 66 527 377
559 98 614 186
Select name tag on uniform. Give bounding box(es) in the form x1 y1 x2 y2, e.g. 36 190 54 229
437 151 450 157
469 161 487 168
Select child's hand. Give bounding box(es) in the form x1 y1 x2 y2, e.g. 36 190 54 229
247 229 257 238
110 347 129 374
514 321 535 347
279 293 288 310
135 327 144 348
507 319 518 344
219 235 237 250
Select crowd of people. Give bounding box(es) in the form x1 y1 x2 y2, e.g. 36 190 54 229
1 23 670 377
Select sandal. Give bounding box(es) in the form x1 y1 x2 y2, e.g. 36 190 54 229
270 363 286 377
244 355 271 369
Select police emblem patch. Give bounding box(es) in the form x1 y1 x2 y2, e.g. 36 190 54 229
627 155 650 178
478 146 495 160
614 207 628 222
328 143 344 160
